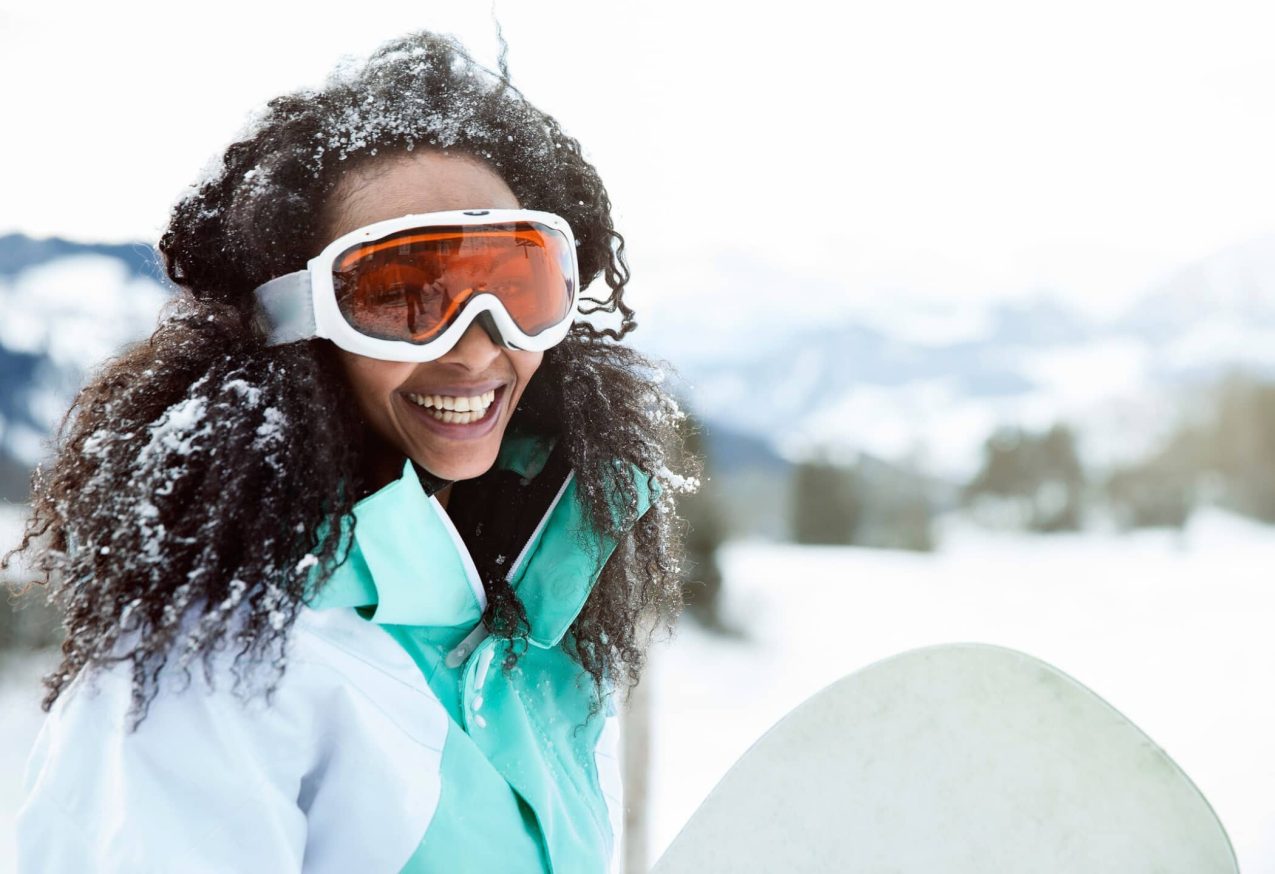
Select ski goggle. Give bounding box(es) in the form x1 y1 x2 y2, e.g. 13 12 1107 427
252 208 579 362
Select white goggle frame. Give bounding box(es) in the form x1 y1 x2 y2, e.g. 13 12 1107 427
252 208 579 362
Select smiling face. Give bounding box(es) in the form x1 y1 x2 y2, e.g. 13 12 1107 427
320 151 544 500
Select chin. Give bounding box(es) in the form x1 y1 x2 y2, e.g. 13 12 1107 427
416 450 498 483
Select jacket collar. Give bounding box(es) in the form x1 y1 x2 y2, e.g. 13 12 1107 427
302 428 657 648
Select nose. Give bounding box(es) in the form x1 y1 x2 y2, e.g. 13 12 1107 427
435 316 502 371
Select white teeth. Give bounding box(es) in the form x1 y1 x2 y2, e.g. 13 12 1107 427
407 388 498 425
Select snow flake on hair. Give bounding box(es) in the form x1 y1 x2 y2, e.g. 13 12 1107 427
137 396 212 478
327 42 436 87
223 378 263 407
322 86 489 164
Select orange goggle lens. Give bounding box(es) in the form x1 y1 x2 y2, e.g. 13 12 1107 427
331 221 576 344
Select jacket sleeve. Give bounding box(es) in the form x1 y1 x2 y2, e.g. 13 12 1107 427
595 690 626 874
16 652 312 873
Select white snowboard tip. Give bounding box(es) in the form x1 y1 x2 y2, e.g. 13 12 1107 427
653 643 1237 874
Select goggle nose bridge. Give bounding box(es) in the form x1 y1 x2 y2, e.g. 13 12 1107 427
445 292 528 351
474 308 509 348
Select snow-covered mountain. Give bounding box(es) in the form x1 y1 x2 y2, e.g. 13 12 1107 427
3 231 1275 491
0 235 171 483
638 234 1275 480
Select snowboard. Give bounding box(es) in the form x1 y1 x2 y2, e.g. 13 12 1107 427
651 643 1237 873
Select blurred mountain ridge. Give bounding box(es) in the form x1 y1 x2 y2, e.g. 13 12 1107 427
0 233 169 285
655 234 1275 479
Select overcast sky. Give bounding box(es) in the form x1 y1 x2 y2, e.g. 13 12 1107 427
3 0 1275 320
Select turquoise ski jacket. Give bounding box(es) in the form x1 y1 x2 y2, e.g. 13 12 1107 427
17 427 657 873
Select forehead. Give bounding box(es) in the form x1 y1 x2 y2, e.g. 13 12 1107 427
323 151 520 243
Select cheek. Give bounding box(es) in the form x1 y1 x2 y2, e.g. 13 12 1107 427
518 351 544 380
503 351 545 412
337 350 410 415
511 351 544 395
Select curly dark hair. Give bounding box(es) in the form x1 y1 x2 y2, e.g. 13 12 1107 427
3 30 698 730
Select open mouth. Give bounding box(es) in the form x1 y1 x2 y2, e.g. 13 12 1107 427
402 384 506 433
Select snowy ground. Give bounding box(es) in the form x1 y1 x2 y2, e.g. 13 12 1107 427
643 508 1275 872
2 509 1273 871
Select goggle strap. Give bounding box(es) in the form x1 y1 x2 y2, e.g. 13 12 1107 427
253 269 317 346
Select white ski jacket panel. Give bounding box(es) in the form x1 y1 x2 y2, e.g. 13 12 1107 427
17 606 449 873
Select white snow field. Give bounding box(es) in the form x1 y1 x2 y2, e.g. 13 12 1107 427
2 508 1272 872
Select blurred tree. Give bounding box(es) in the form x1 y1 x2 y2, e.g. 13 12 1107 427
0 579 62 654
848 452 935 552
873 485 935 552
790 455 863 545
1103 413 1203 530
1207 373 1275 521
672 410 733 634
1104 371 1275 528
965 423 1085 532
1104 458 1194 529
0 452 35 502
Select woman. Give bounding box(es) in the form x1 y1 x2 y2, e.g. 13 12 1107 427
10 29 695 873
